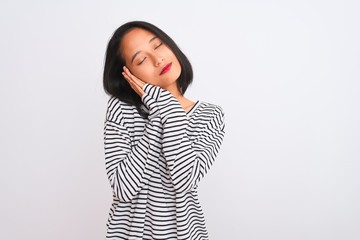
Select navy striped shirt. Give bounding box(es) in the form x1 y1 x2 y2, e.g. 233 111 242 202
104 83 225 239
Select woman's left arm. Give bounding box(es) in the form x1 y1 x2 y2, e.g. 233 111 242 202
143 84 226 193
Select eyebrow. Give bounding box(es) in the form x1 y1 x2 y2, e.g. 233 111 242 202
130 36 159 63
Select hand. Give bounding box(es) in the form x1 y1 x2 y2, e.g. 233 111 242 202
122 66 145 97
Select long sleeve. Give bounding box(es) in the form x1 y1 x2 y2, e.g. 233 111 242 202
103 97 163 202
142 83 226 193
104 85 225 240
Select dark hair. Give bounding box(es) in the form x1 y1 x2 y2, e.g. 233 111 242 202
103 21 193 118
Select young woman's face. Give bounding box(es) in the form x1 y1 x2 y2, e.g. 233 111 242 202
120 28 182 90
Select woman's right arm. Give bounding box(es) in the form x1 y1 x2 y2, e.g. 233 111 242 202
104 97 162 202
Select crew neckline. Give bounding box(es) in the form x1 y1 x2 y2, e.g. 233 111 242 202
186 100 200 116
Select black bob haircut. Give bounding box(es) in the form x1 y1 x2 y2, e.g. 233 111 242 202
103 21 193 118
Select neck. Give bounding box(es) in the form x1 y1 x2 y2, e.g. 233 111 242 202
164 84 184 101
163 83 195 112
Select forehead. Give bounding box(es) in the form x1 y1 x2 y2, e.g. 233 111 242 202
120 28 155 55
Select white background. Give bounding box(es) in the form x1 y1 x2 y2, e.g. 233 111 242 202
1 0 359 239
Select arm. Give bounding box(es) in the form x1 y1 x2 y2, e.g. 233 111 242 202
143 84 226 193
103 97 163 202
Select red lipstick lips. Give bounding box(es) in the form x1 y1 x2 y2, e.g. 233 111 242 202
160 63 172 75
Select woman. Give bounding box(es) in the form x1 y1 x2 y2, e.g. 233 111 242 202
103 21 225 240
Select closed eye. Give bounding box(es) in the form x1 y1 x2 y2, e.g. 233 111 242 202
154 42 163 49
137 57 147 65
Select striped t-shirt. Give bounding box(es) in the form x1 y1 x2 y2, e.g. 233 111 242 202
103 83 225 240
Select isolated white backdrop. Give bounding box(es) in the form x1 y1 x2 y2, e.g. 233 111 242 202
1 0 359 239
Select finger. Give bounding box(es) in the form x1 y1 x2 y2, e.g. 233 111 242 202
123 66 145 89
122 71 133 84
123 67 140 84
122 71 144 97
123 67 138 86
122 66 132 81
133 78 145 91
123 66 134 80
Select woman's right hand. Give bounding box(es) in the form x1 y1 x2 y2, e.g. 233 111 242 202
122 66 145 97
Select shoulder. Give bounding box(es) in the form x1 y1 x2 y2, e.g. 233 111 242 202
105 96 136 124
197 101 225 119
192 101 225 131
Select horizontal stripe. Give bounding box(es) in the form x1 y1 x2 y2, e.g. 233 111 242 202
104 84 225 240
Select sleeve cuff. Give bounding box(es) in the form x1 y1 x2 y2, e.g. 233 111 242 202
142 83 162 101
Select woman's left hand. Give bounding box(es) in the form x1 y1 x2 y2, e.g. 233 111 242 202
122 66 146 97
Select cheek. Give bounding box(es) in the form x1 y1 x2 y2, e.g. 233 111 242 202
131 66 155 83
173 61 182 77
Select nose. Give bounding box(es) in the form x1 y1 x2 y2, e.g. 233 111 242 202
154 55 164 66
